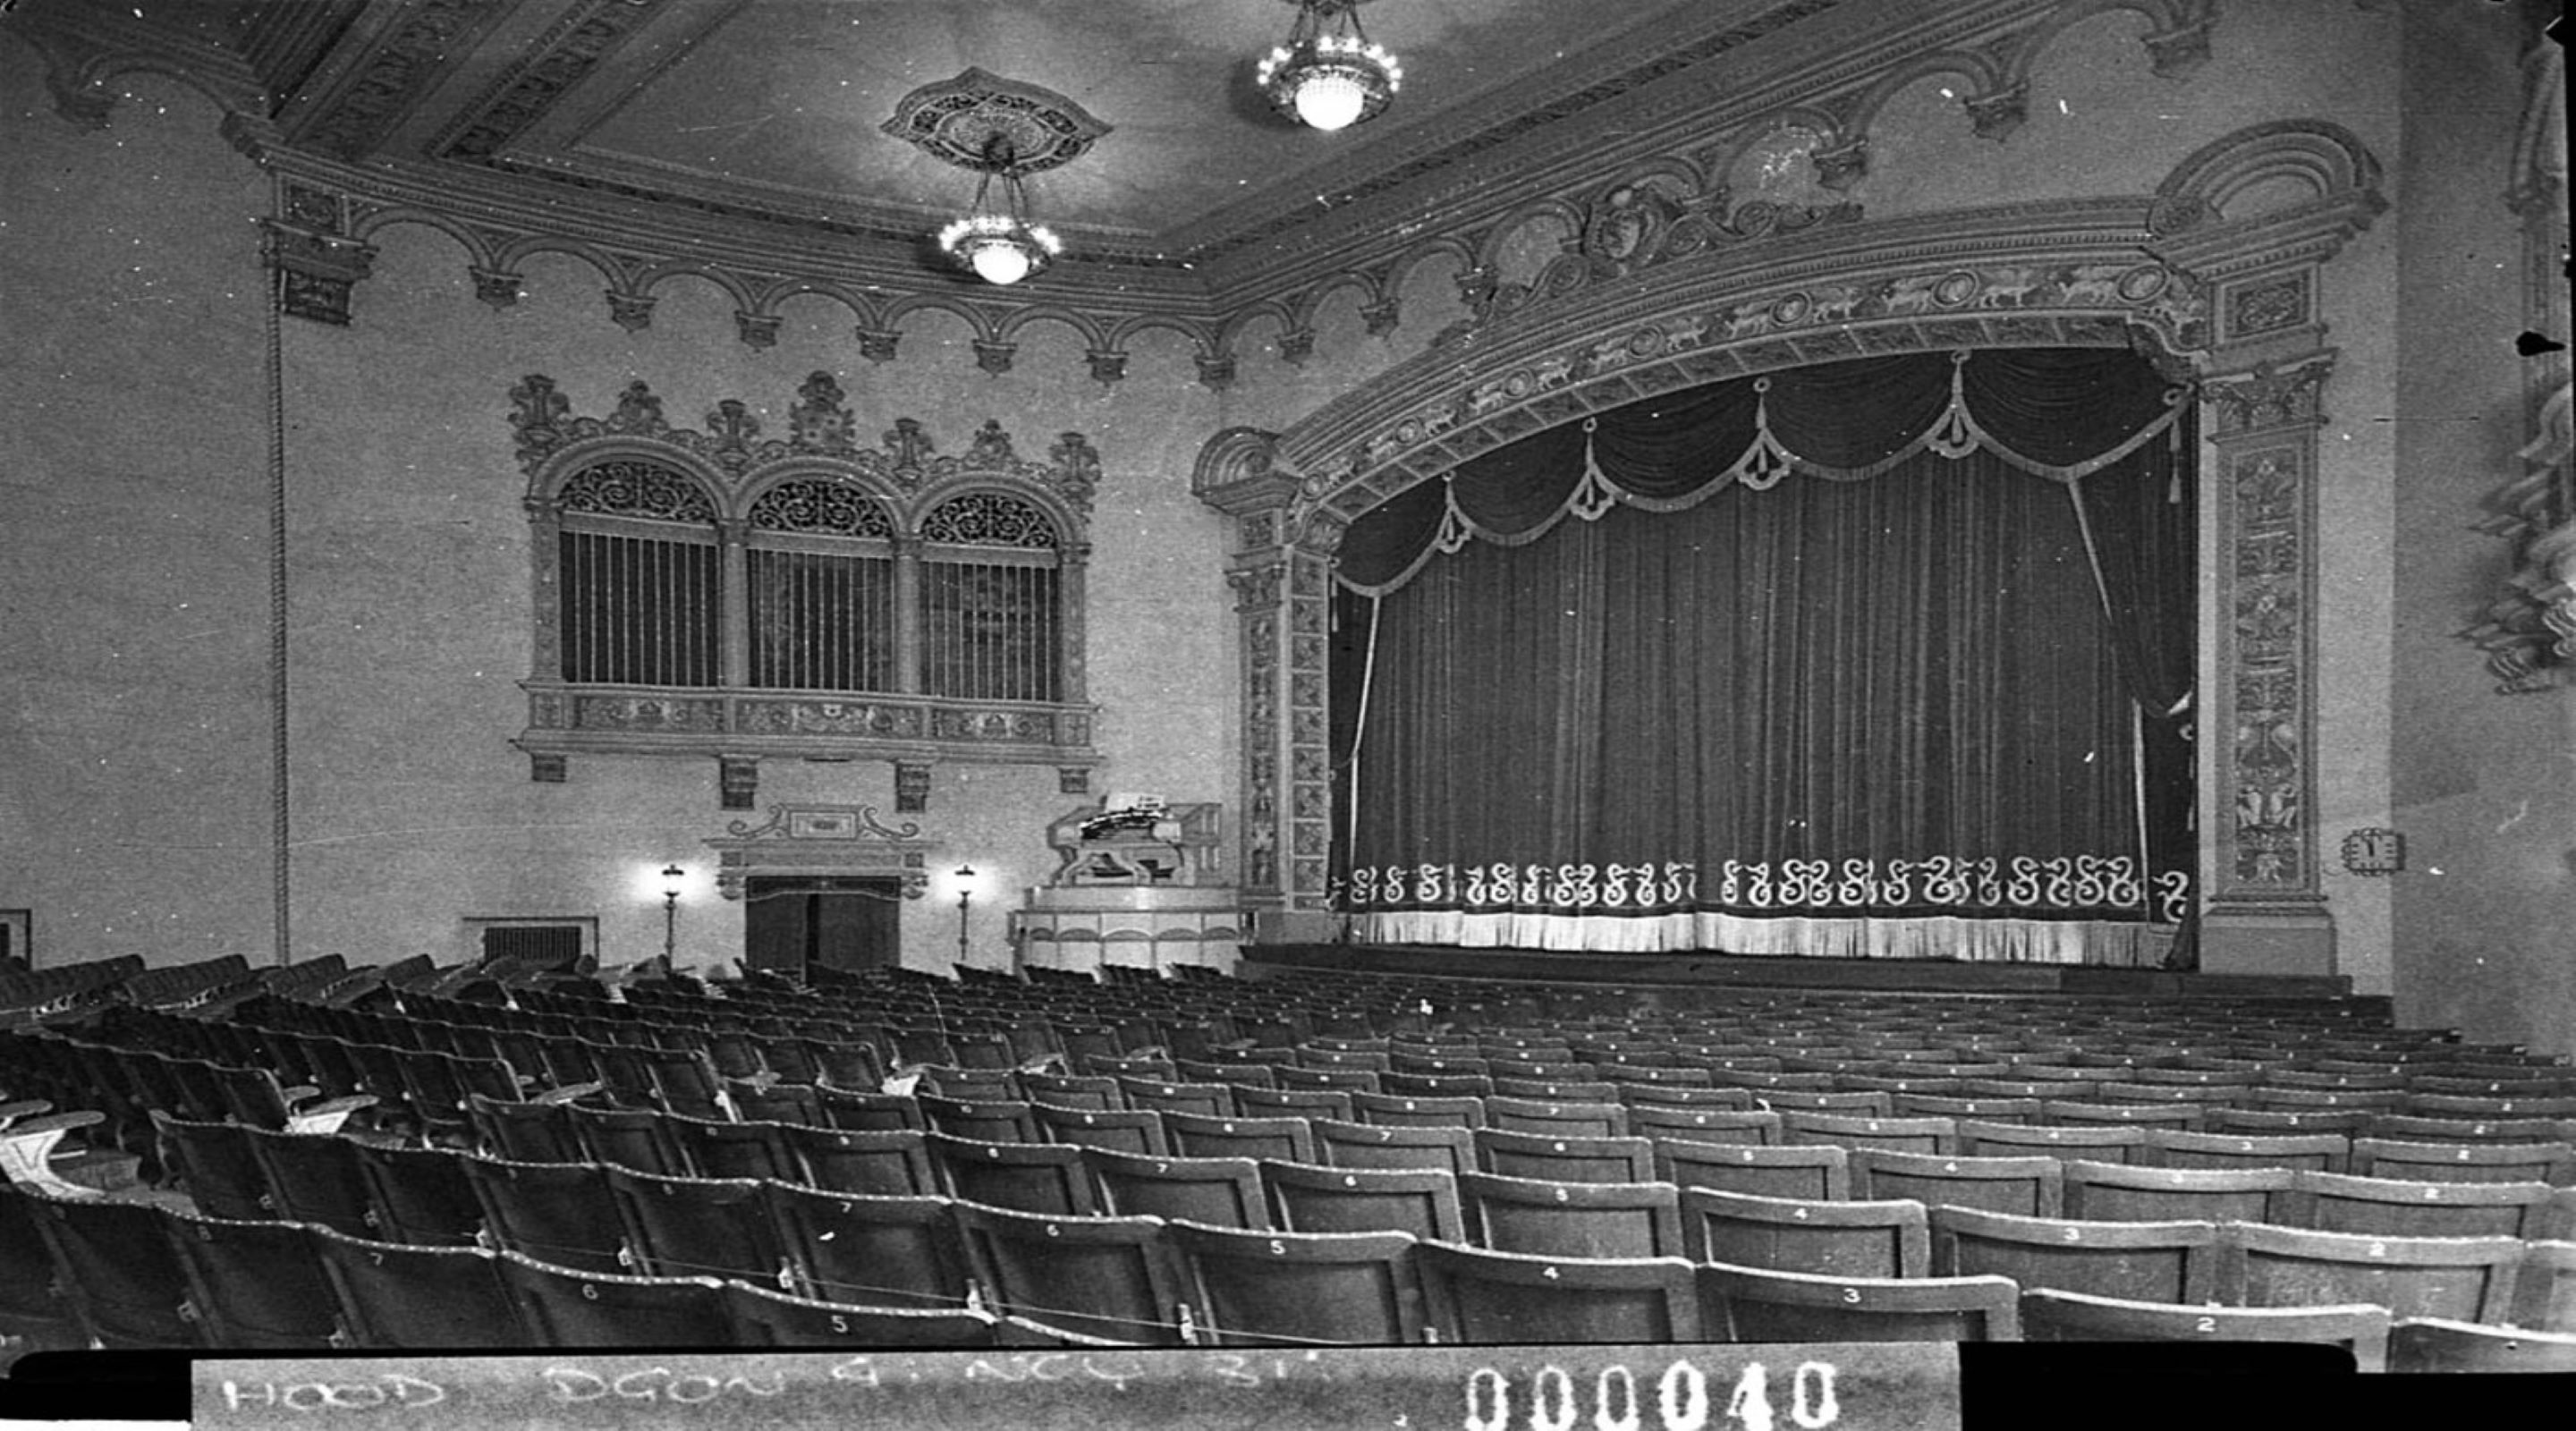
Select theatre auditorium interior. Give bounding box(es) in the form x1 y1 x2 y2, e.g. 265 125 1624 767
0 0 2572 1390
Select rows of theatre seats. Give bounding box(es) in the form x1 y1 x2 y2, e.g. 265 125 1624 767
0 963 2571 1370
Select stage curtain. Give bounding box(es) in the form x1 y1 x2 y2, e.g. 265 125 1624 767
1332 349 2194 963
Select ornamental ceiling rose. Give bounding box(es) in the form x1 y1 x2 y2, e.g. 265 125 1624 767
883 68 1113 174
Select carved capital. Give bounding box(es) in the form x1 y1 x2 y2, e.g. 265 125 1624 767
1276 328 1317 367
857 327 902 363
2144 19 2214 80
973 339 1017 376
734 310 782 351
1195 351 1239 392
2204 353 2336 436
470 266 524 309
1360 298 1403 338
1226 561 1285 614
606 290 656 333
259 218 377 326
1964 83 2029 143
1084 348 1129 385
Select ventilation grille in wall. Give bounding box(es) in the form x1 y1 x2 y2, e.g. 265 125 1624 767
464 918 596 970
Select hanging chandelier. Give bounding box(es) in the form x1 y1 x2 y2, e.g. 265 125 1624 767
936 135 1062 286
1258 0 1403 132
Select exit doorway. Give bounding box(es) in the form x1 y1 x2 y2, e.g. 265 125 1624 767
743 876 902 977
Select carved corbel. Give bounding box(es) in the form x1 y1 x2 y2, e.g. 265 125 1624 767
1963 82 2029 142
1809 138 1869 192
718 755 759 810
606 289 656 333
260 218 378 326
2144 17 2215 80
470 266 524 309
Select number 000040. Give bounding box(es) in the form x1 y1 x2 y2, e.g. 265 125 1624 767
1462 1359 1840 1431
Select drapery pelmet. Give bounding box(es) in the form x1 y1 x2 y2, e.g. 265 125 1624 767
1329 350 2195 963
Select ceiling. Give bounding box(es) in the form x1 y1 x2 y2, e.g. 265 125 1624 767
162 0 1816 268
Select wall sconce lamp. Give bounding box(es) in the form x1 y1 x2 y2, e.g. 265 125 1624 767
953 865 977 967
659 863 686 966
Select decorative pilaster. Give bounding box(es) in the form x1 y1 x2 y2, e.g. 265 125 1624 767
1284 529 1342 911
1196 428 1301 917
2201 351 2336 964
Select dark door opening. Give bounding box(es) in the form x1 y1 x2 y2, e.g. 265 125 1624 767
744 876 902 977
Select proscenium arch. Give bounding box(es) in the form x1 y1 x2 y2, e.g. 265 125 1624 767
1217 119 2387 953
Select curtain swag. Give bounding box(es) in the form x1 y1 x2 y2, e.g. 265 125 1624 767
1339 349 2189 598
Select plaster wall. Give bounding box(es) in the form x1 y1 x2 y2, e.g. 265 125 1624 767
0 54 275 969
0 33 1238 976
2385 5 2576 1055
1 2 2541 1023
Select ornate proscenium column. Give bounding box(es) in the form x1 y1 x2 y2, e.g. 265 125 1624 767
2140 122 2386 979
2199 354 2337 971
1196 428 1320 940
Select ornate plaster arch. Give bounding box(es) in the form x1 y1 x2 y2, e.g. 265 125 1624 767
1205 120 2385 978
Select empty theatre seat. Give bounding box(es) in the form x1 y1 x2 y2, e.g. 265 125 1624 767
1678 1186 1931 1278
2058 1158 2295 1224
1263 1160 1467 1243
309 1225 529 1349
1655 1138 1849 1200
1473 1128 1655 1183
1699 1263 2021 1342
604 1166 782 1283
950 1201 1191 1346
161 1211 337 1349
2231 1224 2527 1325
1416 1243 1700 1346
2285 1170 2561 1240
1927 1206 2228 1303
21 1192 196 1348
1456 1172 1682 1259
1161 1111 1315 1164
762 1185 974 1308
458 1154 628 1275
1850 1147 2065 1217
1084 1148 1269 1230
1030 1103 1168 1157
925 1132 1097 1216
2017 1287 2389 1369
1165 1220 1426 1346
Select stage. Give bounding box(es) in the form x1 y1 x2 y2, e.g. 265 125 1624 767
1241 943 2364 1006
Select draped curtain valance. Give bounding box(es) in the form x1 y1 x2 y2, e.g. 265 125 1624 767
1328 348 2197 966
1338 348 2187 594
